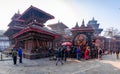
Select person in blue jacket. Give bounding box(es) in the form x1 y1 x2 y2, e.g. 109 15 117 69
18 47 23 63
76 47 81 60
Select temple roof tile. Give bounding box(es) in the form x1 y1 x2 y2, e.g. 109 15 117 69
18 5 54 22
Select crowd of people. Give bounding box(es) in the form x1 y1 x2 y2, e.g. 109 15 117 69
48 45 109 66
10 45 119 66
109 48 120 59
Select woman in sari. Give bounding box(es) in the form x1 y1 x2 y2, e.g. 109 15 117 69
84 46 90 60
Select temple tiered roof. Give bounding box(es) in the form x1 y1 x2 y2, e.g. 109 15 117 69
87 17 103 35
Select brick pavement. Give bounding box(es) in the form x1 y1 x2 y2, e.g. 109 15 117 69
0 53 120 74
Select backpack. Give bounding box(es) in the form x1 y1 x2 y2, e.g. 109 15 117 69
12 51 17 57
99 49 102 55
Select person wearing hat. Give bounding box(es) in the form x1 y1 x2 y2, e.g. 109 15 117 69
12 48 17 65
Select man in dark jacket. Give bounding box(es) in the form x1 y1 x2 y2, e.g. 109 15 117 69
12 48 17 65
55 47 63 65
116 49 119 59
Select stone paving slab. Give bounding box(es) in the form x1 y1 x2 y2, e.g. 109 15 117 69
0 54 120 74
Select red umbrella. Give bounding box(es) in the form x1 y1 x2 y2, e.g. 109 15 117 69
61 42 72 46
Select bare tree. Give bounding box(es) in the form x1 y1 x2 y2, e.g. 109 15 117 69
104 27 120 38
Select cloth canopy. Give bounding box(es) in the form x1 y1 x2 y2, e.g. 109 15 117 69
61 42 72 46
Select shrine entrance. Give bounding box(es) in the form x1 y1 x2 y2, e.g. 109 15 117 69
73 32 93 58
71 21 94 58
74 34 87 46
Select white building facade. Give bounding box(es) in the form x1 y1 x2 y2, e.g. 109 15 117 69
0 30 10 51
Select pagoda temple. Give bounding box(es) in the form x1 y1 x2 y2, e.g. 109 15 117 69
47 22 68 35
47 22 71 42
87 17 103 36
4 5 59 59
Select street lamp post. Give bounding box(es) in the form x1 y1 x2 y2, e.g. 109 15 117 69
109 39 110 51
0 52 2 61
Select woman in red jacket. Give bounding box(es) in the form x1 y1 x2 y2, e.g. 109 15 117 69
84 46 90 60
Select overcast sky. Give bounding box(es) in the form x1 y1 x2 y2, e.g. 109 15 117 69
0 0 120 35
